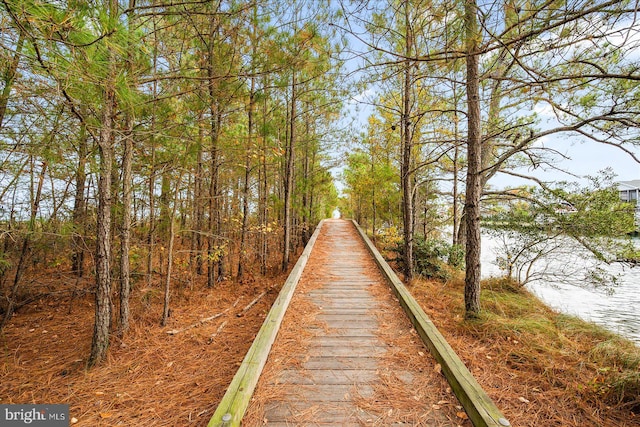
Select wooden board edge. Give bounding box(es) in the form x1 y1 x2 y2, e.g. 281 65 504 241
350 220 511 427
207 219 326 427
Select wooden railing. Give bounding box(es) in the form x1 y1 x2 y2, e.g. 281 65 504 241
352 220 511 427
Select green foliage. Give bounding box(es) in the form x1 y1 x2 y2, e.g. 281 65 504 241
447 243 465 269
377 225 403 253
341 123 401 230
485 172 637 288
616 244 640 263
412 236 461 281
0 251 11 275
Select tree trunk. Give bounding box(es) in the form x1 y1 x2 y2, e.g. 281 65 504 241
89 80 115 368
119 116 133 334
206 10 225 287
161 175 182 326
302 115 310 244
259 76 269 275
88 0 118 367
401 3 414 280
159 169 171 243
450 82 461 248
463 0 482 319
146 141 156 286
193 117 205 275
146 23 158 287
161 214 175 326
452 141 460 247
238 97 254 280
371 146 377 239
207 111 221 288
282 72 296 271
72 124 87 277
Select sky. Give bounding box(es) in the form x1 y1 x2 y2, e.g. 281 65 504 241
489 132 640 190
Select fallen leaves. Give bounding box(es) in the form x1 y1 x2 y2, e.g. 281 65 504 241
456 411 469 420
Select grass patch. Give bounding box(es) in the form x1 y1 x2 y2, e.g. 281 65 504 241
409 275 640 426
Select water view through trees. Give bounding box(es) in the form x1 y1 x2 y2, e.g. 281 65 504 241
482 232 640 343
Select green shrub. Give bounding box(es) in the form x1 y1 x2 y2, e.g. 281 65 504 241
413 236 459 281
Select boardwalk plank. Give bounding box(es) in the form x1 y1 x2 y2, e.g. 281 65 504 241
277 369 379 384
307 345 386 357
264 402 379 424
272 384 375 401
308 336 381 346
303 356 379 370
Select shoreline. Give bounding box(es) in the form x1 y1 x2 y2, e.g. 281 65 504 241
408 274 640 426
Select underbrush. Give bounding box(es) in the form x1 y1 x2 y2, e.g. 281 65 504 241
410 274 640 426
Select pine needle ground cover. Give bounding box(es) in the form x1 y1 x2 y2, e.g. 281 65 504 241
0 271 288 426
2 260 639 426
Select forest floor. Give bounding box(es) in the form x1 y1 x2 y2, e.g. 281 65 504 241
1 253 639 426
0 265 290 426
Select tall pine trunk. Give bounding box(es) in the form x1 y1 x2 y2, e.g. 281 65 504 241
401 2 414 280
119 116 133 334
88 0 118 367
238 20 257 279
161 174 182 326
89 79 115 367
146 21 158 287
146 141 156 286
463 0 482 318
72 124 87 277
193 117 205 275
207 111 221 287
282 72 296 272
259 76 270 275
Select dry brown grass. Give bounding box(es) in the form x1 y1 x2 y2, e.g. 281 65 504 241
409 274 640 427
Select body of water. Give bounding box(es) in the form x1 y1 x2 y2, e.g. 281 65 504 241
480 232 640 344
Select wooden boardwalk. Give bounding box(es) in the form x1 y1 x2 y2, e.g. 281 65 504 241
242 220 465 426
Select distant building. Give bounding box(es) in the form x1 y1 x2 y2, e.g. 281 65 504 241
618 180 640 204
618 180 640 228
